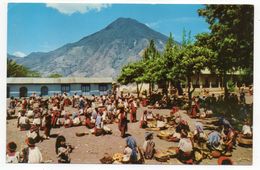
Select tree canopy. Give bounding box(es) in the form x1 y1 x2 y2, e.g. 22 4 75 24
7 59 41 77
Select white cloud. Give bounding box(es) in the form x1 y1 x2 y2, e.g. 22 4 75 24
46 3 111 15
13 51 26 57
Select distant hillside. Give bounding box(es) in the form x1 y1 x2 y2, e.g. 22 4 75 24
8 18 175 78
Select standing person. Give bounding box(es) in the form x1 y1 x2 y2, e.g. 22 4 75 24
140 110 148 128
129 99 137 123
43 111 52 139
6 142 20 163
20 138 43 163
118 107 128 138
55 135 72 163
143 132 155 159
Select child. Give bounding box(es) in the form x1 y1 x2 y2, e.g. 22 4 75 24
55 135 73 163
6 142 20 163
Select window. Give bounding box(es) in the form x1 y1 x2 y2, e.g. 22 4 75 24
41 86 48 96
61 84 70 93
20 87 28 98
81 84 90 92
99 84 108 91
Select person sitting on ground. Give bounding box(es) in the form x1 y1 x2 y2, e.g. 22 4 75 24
92 112 104 136
143 132 155 159
146 110 154 120
27 125 41 143
219 116 232 129
177 130 194 164
20 137 43 163
207 130 222 151
64 114 73 128
176 119 190 133
72 112 81 126
156 115 166 129
222 126 237 153
193 122 207 148
242 120 252 137
32 112 41 127
55 135 73 163
6 141 20 163
125 136 138 163
17 110 30 131
84 112 95 129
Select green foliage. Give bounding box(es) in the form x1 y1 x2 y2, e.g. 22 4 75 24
48 73 63 78
117 61 145 85
198 5 253 75
7 59 41 77
227 79 236 92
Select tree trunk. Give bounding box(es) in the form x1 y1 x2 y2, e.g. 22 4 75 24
223 73 229 100
136 83 140 98
187 76 195 108
136 82 143 98
149 82 152 96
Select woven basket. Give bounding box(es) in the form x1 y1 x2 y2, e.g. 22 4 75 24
146 127 160 131
167 147 178 158
75 132 88 137
154 150 170 162
237 135 253 146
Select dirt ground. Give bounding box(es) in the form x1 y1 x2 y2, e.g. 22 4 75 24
6 104 252 165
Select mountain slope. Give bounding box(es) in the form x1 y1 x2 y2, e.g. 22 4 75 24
9 18 170 78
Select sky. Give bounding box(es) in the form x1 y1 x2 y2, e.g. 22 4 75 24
7 3 210 57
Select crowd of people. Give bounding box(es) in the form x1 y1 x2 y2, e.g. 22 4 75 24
6 87 253 164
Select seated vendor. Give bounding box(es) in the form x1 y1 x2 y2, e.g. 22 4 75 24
17 110 30 131
177 130 194 164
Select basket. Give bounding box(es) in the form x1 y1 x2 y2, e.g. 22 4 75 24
237 134 253 146
75 132 88 137
146 127 160 131
154 151 170 162
100 154 114 164
167 147 178 158
157 134 169 140
112 153 124 162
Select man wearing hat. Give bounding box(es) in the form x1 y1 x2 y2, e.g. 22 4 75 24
6 141 20 163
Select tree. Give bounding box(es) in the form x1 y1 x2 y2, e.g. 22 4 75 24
7 59 40 77
117 61 145 98
175 44 215 107
198 5 253 98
